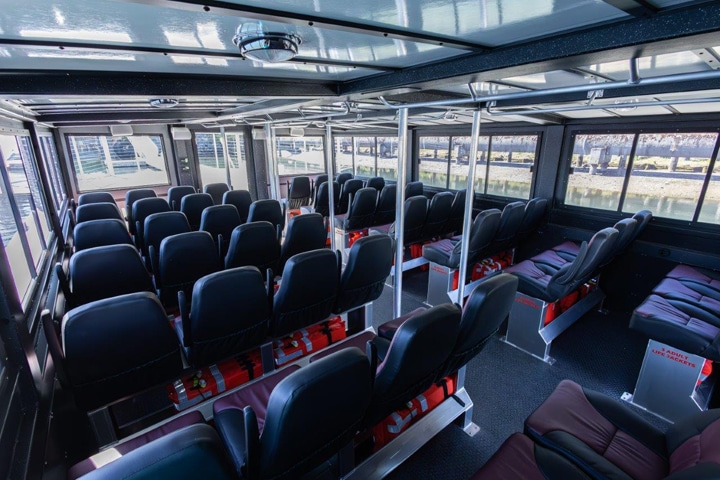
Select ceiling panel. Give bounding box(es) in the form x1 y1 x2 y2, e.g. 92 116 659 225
644 0 704 7
502 70 596 89
671 102 720 114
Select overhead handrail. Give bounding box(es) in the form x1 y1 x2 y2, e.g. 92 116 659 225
486 96 720 116
237 102 351 126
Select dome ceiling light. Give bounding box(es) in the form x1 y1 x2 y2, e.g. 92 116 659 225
150 98 179 108
233 23 302 63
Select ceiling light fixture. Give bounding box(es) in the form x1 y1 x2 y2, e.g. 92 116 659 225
150 98 179 108
233 23 301 63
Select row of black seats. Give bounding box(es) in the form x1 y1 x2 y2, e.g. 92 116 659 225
47 235 394 414
68 273 519 480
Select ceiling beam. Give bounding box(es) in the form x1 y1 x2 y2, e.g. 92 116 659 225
599 0 659 18
116 0 487 52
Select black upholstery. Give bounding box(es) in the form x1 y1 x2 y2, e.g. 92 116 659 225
437 273 518 380
445 190 466 235
77 191 115 206
125 188 157 234
73 219 132 252
61 292 183 411
203 182 230 205
143 211 191 273
66 244 154 308
199 204 242 255
288 176 312 209
75 203 124 224
271 249 339 337
313 181 340 217
488 201 526 254
337 178 363 215
421 191 454 239
405 181 423 198
224 221 281 273
132 197 170 250
606 218 637 262
313 174 328 201
80 424 236 480
214 348 372 480
334 235 393 314
180 267 270 368
389 195 428 245
157 231 221 309
365 303 461 427
366 176 385 192
336 172 353 186
247 199 285 233
517 197 548 239
632 209 653 238
279 213 327 271
167 185 195 211
373 184 396 226
335 187 377 231
180 193 214 231
223 189 253 223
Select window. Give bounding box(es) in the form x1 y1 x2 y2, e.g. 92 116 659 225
419 136 449 188
334 137 354 174
333 136 400 179
275 136 325 175
67 134 170 191
563 131 720 224
38 136 66 210
225 133 249 190
485 135 537 199
196 132 228 186
376 137 398 181
353 136 376 177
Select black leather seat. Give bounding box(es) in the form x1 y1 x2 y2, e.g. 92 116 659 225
167 185 195 211
224 221 281 273
77 191 115 206
213 348 372 480
404 181 423 198
199 204 242 256
422 208 501 269
156 231 221 309
203 182 229 205
248 199 285 234
337 178 363 215
372 184 396 226
278 213 326 272
516 197 548 240
313 174 328 201
73 219 132 252
178 267 270 368
132 197 170 250
487 200 526 255
58 292 183 411
143 211 191 273
180 193 214 231
420 191 453 239
288 176 312 209
386 195 428 245
336 172 353 186
366 176 385 192
75 203 124 224
334 187 377 231
334 235 393 314
313 181 340 217
444 190 466 235
223 189 253 223
125 188 157 235
61 244 154 308
270 249 339 337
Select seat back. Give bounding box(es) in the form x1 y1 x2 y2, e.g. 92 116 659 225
399 195 429 244
334 235 393 314
421 191 454 239
445 190 467 235
489 201 526 253
257 348 372 480
666 409 720 479
606 218 637 261
313 174 328 201
184 267 270 367
337 178 363 215
372 184 396 226
288 176 312 209
223 189 253 223
336 172 353 186
62 292 183 411
247 199 284 233
313 181 340 217
203 182 229 205
343 187 378 231
366 176 385 192
199 205 242 255
224 221 281 273
181 193 214 231
77 191 115 206
75 203 124 224
366 304 461 426
279 213 327 271
517 197 548 239
132 197 170 250
271 249 339 337
436 273 518 380
74 219 132 252
125 189 157 234
69 244 154 307
630 209 652 243
167 186 195 211
405 181 423 198
455 208 502 266
157 231 221 309
144 212 191 272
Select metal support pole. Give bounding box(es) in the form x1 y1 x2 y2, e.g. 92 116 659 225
456 110 482 306
325 124 336 252
220 126 233 189
264 123 281 200
393 108 409 318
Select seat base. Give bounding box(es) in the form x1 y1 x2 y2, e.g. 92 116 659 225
622 339 715 422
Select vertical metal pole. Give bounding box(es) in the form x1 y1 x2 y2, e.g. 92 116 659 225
393 108 409 318
457 110 482 306
220 127 233 189
325 124 336 252
264 123 281 200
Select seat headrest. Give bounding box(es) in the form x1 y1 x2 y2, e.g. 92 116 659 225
366 176 385 191
248 199 283 224
75 203 124 223
125 188 157 206
289 176 312 198
181 193 214 210
144 212 191 246
74 219 132 252
132 197 170 220
77 192 115 206
462 208 502 256
200 205 242 231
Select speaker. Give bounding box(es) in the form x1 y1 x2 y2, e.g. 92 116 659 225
171 127 192 141
110 125 133 137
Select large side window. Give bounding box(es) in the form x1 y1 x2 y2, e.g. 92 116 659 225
376 137 398 181
275 136 325 175
67 134 170 191
354 137 377 177
39 136 66 210
225 133 249 190
485 135 537 199
195 132 228 186
334 136 354 174
418 136 449 188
